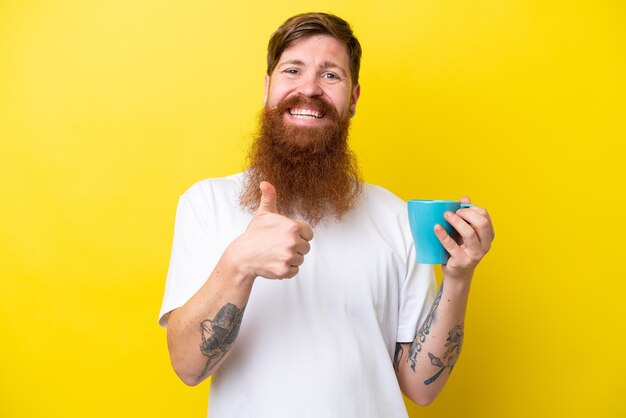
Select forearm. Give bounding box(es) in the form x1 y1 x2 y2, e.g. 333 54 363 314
395 276 471 405
164 181 314 386
166 250 255 386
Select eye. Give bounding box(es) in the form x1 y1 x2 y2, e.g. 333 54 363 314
283 69 300 76
322 72 340 81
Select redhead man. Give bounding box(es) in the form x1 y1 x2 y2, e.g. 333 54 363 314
159 12 494 418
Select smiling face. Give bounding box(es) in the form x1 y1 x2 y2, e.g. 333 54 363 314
240 32 363 224
264 35 360 127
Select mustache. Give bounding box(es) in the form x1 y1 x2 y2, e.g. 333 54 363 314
240 93 361 225
272 95 340 121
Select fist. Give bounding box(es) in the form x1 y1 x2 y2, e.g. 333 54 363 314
228 181 314 279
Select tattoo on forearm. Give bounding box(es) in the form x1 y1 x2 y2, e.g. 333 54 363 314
407 282 444 371
424 323 464 385
393 343 404 372
198 303 245 380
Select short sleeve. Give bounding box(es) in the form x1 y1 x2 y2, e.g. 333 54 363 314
158 193 215 327
396 220 437 343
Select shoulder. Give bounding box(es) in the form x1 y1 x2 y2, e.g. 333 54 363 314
350 182 414 267
361 182 406 215
182 173 244 200
350 182 410 241
175 173 246 220
173 173 248 231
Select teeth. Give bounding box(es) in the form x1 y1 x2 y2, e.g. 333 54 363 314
289 108 323 119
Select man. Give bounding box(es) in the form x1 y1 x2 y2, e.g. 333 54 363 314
159 12 494 418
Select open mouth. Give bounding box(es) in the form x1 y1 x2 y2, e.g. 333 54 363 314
288 108 325 120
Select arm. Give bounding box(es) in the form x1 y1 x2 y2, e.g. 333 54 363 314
166 181 313 386
394 198 494 405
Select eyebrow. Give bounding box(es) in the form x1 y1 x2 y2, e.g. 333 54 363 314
277 59 348 77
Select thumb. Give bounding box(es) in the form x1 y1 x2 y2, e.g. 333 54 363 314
256 181 278 214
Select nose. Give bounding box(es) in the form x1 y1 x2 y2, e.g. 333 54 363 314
296 74 323 97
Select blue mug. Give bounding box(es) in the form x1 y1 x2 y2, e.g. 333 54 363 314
408 200 474 264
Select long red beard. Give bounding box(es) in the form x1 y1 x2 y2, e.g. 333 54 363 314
239 95 362 225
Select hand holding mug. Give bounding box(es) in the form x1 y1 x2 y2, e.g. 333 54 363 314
408 198 494 279
434 197 495 280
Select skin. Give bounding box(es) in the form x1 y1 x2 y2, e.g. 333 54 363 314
166 38 356 384
394 198 495 405
264 35 360 125
165 34 496 407
167 181 313 385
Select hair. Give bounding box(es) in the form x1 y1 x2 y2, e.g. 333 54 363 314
266 12 362 85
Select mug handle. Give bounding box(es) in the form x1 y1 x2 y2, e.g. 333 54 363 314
460 203 475 208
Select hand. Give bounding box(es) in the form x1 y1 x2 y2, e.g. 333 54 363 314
434 197 495 281
226 181 314 280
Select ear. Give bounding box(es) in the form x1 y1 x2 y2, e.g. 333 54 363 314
263 74 270 106
350 84 361 116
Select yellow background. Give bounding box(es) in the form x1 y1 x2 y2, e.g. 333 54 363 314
1 0 624 417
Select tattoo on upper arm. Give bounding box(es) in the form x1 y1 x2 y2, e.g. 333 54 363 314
198 303 245 380
424 323 464 385
407 282 444 371
393 343 404 373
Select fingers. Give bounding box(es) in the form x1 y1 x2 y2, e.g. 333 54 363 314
284 266 300 279
434 201 495 265
455 207 495 250
444 211 479 246
294 238 311 256
289 252 305 267
461 204 491 223
456 198 492 228
271 220 312 279
265 251 304 280
435 211 493 273
257 181 278 215
247 182 316 280
296 220 314 241
245 204 313 280
434 224 461 257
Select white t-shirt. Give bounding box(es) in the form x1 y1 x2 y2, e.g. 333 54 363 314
159 173 436 418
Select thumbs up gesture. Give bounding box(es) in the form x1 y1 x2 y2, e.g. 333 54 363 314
256 181 279 216
226 181 314 280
